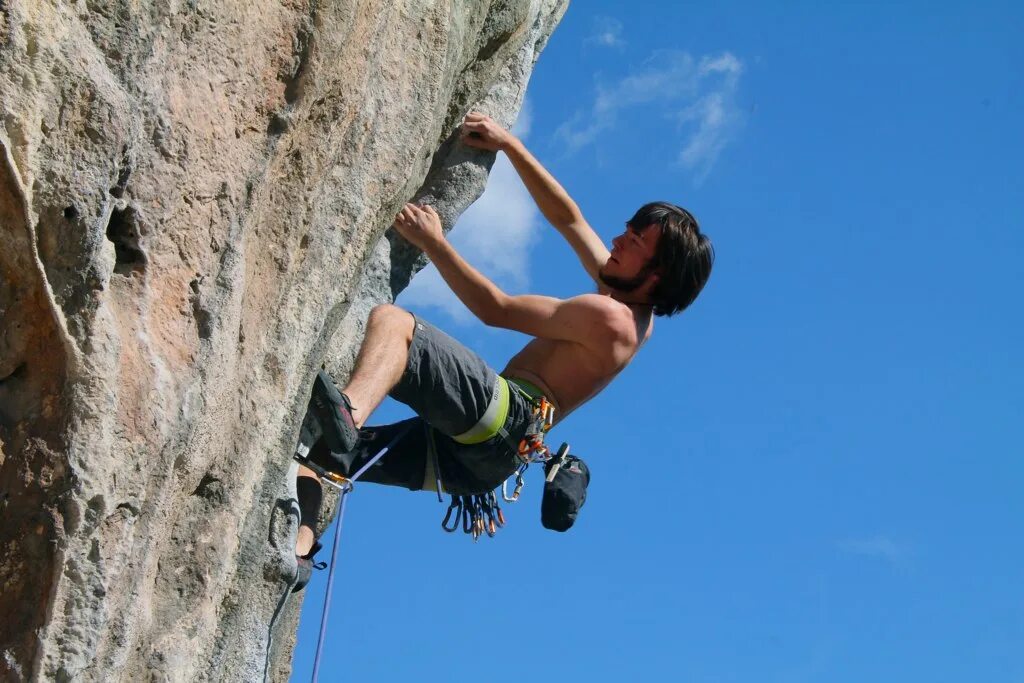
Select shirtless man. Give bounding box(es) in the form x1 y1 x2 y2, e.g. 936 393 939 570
291 112 714 586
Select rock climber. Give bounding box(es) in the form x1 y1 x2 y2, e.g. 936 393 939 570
291 112 714 589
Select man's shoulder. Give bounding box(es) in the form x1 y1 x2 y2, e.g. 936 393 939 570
564 294 638 339
565 292 623 312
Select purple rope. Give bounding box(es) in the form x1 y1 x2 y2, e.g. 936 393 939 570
311 484 349 683
309 422 415 682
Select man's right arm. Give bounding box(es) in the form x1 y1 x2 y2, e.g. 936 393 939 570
461 113 611 282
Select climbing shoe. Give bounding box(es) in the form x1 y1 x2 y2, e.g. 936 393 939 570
293 541 327 593
308 370 360 455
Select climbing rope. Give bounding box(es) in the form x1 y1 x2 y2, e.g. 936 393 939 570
311 476 351 683
296 421 415 683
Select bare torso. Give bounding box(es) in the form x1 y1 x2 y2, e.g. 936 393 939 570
501 302 654 423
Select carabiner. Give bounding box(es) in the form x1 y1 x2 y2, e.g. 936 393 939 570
488 492 503 523
477 494 497 538
473 496 485 537
502 465 527 502
441 496 462 532
294 453 354 493
461 496 474 534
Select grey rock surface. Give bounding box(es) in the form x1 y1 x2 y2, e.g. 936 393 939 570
0 0 568 680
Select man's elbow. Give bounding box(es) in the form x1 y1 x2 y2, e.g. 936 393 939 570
553 207 584 233
477 293 511 328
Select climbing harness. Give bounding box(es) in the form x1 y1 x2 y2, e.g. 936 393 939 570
505 377 557 465
505 381 559 496
293 421 415 683
452 376 511 445
439 382 561 539
516 394 557 463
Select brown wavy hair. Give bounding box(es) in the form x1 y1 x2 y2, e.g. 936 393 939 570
628 202 714 317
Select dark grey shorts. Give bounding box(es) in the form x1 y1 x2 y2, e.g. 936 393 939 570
310 316 535 495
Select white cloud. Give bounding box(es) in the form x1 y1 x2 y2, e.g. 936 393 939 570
397 265 475 322
449 153 539 287
677 53 744 182
556 50 744 183
512 98 532 138
585 17 625 49
399 103 541 323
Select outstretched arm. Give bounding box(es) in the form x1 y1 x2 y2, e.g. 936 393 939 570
392 204 629 347
461 112 610 283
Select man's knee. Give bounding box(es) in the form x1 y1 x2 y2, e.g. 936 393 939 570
368 304 415 343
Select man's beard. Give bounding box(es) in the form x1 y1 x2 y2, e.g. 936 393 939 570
599 266 652 293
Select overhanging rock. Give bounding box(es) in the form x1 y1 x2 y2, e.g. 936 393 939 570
0 1 568 680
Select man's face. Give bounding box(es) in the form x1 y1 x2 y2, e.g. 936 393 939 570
599 223 661 292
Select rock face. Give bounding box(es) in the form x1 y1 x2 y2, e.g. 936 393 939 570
0 1 567 680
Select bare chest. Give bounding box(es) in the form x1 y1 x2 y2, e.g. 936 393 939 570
502 337 622 418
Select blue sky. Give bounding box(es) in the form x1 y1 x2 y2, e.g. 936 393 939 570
293 3 1023 681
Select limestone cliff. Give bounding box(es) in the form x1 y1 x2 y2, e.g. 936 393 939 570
0 1 567 680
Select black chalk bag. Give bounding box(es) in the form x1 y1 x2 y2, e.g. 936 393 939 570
541 451 590 532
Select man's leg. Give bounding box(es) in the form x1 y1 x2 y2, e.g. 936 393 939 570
342 304 416 428
294 304 415 559
295 465 321 556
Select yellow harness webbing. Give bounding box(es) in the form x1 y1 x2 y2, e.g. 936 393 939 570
451 377 550 445
452 376 511 445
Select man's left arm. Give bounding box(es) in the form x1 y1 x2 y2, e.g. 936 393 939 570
393 203 630 346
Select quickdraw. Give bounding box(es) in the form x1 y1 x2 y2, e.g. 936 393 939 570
501 463 528 502
440 491 505 542
501 394 558 501
292 446 354 493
